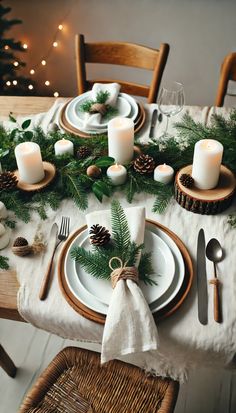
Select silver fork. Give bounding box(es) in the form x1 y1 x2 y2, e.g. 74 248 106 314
39 216 70 300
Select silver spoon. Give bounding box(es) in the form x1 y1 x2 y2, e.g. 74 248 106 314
206 238 223 323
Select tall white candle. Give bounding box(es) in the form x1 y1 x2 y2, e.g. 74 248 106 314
154 164 174 184
15 142 45 184
54 138 74 156
192 139 223 190
108 117 134 165
107 164 127 185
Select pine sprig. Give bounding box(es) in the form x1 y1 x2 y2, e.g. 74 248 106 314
0 255 9 270
71 246 111 279
111 199 131 260
152 184 174 214
228 214 236 228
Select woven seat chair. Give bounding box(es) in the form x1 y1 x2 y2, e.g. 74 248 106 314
215 52 236 106
75 34 170 103
19 347 179 413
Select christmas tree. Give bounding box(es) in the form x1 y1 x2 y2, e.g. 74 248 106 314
0 1 35 95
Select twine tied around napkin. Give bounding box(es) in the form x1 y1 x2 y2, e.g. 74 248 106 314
109 257 139 289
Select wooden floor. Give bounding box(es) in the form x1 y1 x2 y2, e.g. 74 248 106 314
0 318 236 413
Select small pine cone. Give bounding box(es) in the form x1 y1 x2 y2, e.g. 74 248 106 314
89 103 107 116
0 171 18 190
180 173 194 188
89 224 111 246
133 154 155 174
77 146 91 159
13 237 28 247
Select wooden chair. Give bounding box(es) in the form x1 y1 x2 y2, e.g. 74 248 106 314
19 347 179 413
75 34 170 103
0 344 17 377
215 52 236 106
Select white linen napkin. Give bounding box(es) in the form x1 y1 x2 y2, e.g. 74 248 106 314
86 206 159 364
82 83 120 131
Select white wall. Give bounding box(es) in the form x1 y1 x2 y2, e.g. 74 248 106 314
6 0 236 105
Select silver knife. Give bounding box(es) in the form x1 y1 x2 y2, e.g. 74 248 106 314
197 228 208 325
149 109 158 139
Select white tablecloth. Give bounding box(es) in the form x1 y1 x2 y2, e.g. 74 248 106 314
1 100 236 382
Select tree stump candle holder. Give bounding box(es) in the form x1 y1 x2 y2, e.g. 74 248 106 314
14 162 56 192
175 165 236 215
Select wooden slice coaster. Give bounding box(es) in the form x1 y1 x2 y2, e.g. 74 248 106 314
175 164 236 215
15 162 56 192
58 220 193 325
59 99 146 137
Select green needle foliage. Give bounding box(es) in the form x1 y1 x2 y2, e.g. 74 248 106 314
0 255 9 270
71 200 156 285
78 91 118 120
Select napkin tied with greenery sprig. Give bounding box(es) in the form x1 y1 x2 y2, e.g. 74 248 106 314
71 201 159 363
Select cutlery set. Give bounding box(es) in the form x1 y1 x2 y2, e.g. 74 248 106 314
197 228 223 324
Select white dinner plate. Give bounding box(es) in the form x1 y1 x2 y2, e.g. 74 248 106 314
73 96 131 127
64 222 185 315
65 92 139 133
74 229 175 306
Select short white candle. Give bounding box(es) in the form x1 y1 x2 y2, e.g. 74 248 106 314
108 117 134 165
107 164 127 185
54 138 74 156
154 164 174 184
192 139 223 189
15 142 45 184
0 201 8 219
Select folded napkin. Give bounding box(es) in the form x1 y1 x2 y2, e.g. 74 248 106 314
86 206 159 364
82 83 120 131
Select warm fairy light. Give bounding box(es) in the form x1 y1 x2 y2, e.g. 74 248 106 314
6 81 11 86
53 41 58 47
58 24 63 30
28 84 34 90
30 69 35 75
54 91 59 97
41 60 46 66
13 80 18 85
4 45 9 50
45 80 50 86
23 43 28 49
13 61 19 67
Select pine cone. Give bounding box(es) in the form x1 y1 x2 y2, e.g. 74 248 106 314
180 173 194 188
89 224 111 246
13 237 28 247
133 154 155 174
77 146 91 159
89 103 107 116
0 171 18 190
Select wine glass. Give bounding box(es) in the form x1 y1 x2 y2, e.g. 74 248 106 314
158 81 184 141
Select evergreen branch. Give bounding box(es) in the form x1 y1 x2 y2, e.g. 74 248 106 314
70 246 111 279
4 219 16 229
0 255 9 270
152 185 174 214
138 252 157 286
228 214 236 228
111 200 131 259
96 90 110 104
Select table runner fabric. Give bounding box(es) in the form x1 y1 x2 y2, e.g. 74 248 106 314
86 207 159 363
1 100 236 382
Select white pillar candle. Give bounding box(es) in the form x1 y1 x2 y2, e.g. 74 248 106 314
107 164 127 185
0 201 8 219
108 117 134 165
154 164 174 184
192 139 223 189
15 142 45 184
54 138 74 156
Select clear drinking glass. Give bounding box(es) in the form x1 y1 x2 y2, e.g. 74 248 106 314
158 81 184 141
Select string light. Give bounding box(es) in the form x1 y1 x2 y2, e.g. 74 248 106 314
54 91 59 97
53 41 58 48
30 69 35 75
13 80 18 85
58 24 63 30
28 84 34 90
41 60 46 66
45 80 50 86
6 81 11 86
4 45 9 50
13 61 19 67
23 43 28 49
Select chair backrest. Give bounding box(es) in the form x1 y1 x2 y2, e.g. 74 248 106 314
75 34 170 103
215 52 236 107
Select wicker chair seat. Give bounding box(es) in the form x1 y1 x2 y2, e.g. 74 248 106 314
19 347 179 413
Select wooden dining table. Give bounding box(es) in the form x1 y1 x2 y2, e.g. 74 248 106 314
0 96 58 322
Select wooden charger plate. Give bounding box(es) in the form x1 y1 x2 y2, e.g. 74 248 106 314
59 98 146 137
58 220 194 325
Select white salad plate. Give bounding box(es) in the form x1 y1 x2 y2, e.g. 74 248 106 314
65 92 139 133
64 221 185 315
74 229 175 306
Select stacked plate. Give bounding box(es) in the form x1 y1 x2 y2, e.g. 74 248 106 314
59 92 146 137
61 220 188 318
